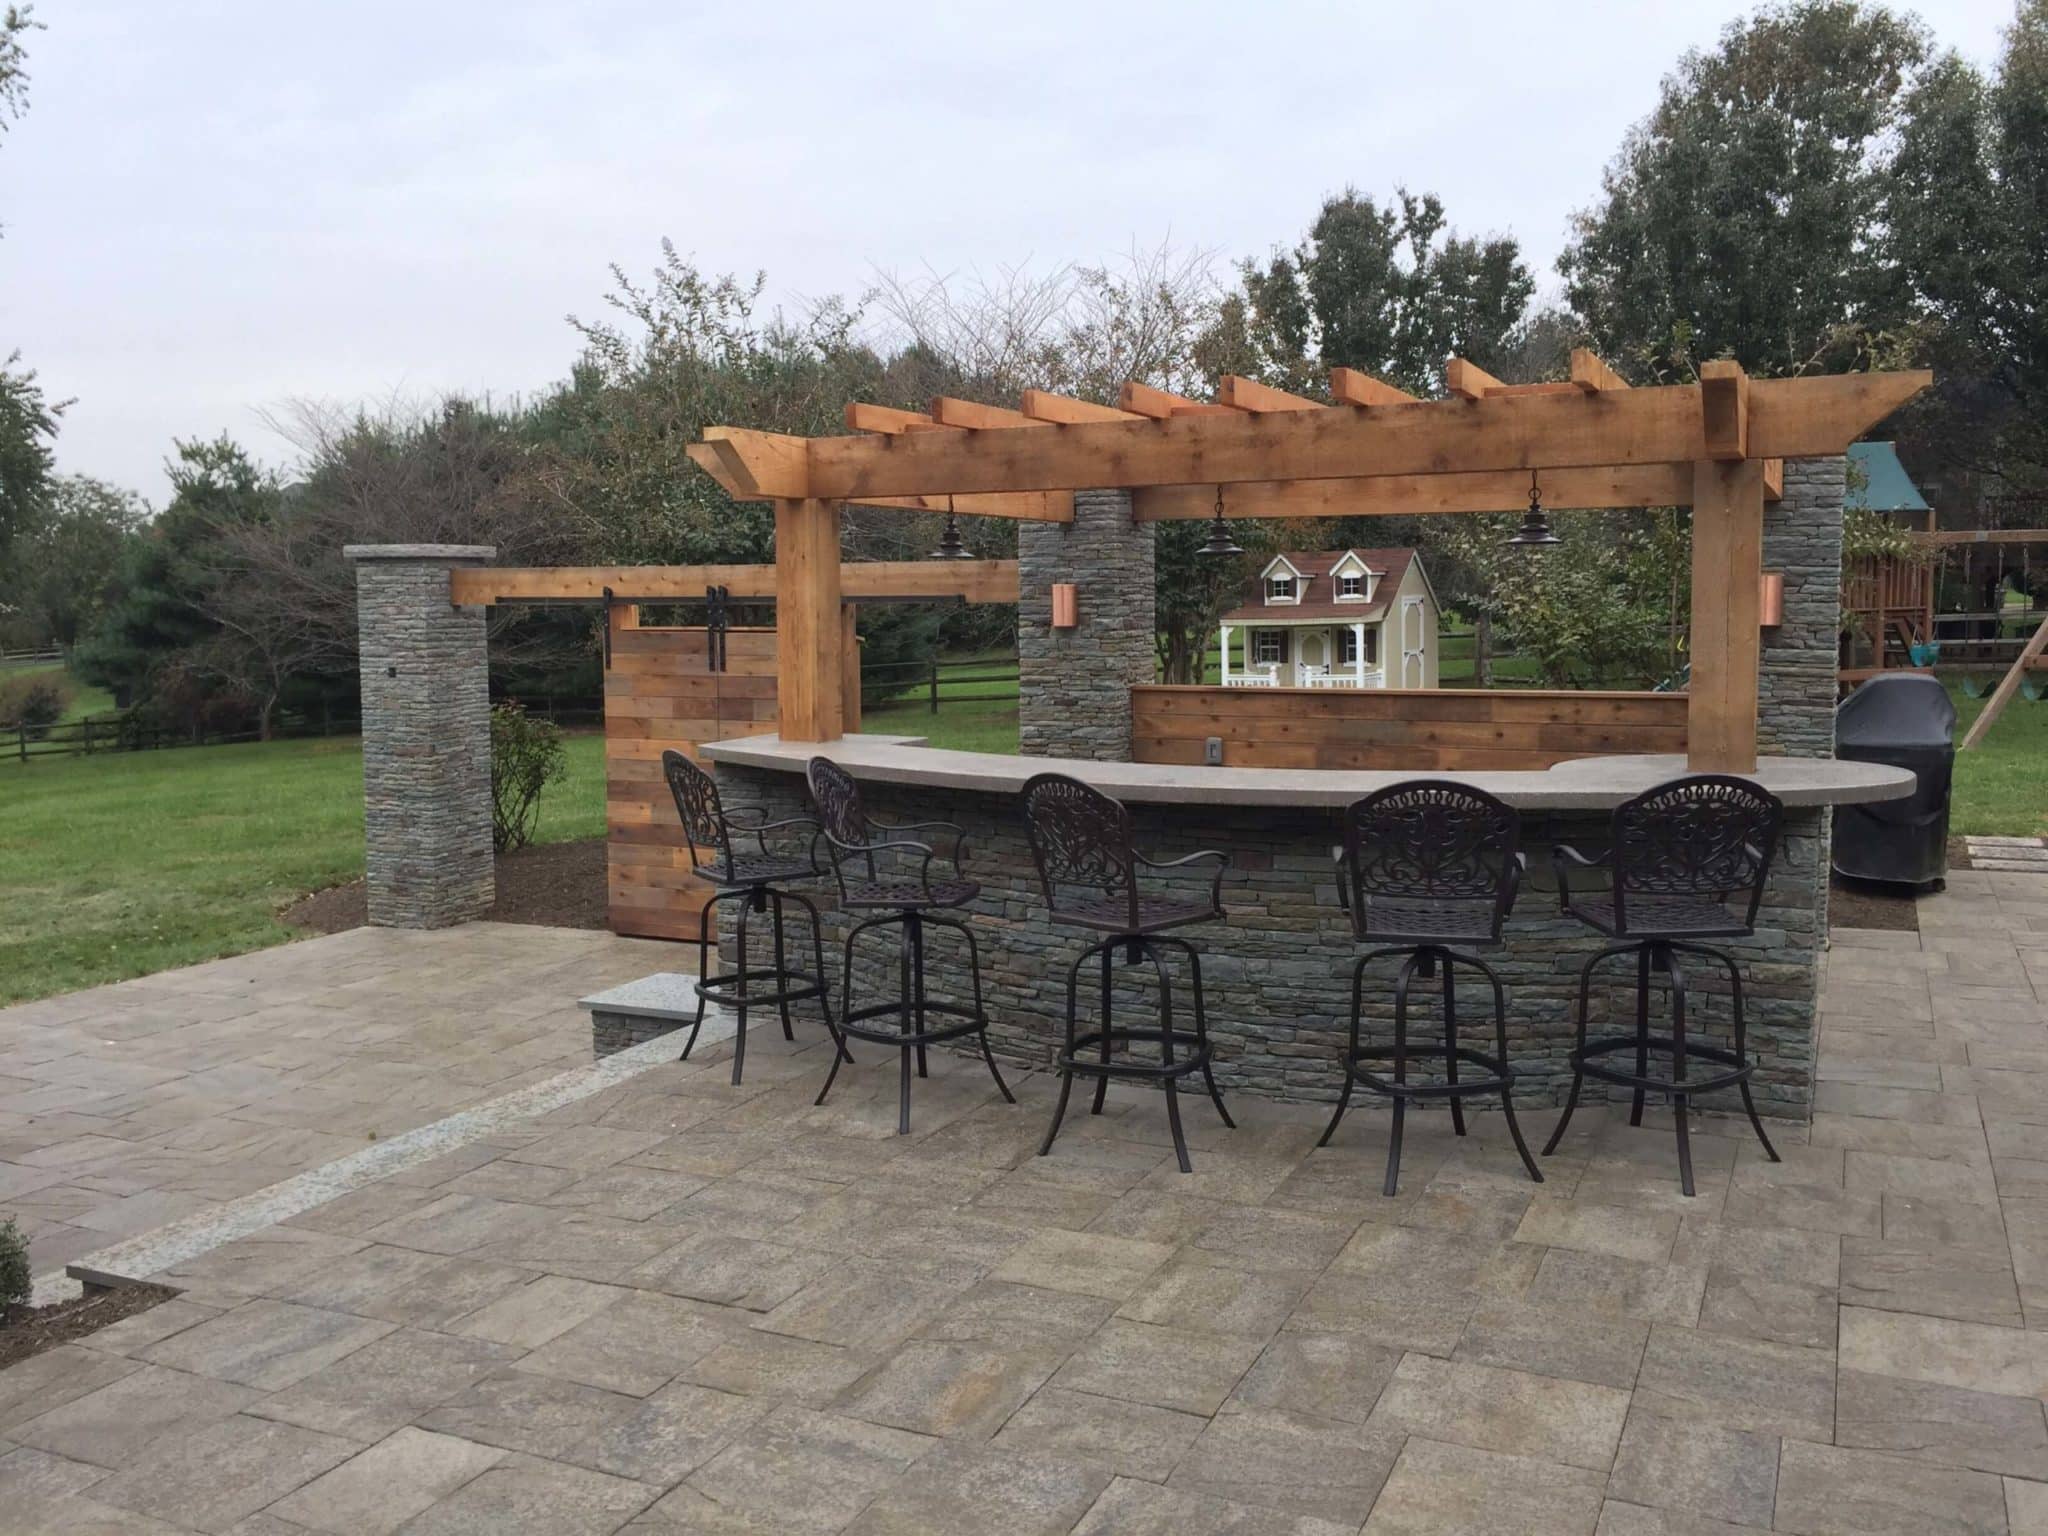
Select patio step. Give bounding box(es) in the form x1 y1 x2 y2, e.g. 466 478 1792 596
1964 835 2048 871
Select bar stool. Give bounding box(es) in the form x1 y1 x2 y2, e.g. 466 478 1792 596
1541 773 1785 1196
662 750 848 1085
1022 773 1234 1174
1316 781 1543 1196
805 755 1014 1135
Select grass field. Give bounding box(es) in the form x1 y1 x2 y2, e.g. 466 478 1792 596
2 670 2041 1006
0 733 607 1005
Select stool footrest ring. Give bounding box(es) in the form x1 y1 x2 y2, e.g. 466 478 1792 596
695 969 827 1012
1058 1026 1212 1082
1570 1035 1753 1096
839 998 989 1050
1347 1044 1513 1100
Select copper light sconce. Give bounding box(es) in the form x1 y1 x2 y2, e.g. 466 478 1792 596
1760 571 1784 629
1050 584 1078 629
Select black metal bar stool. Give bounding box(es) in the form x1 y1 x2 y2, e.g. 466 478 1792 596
662 750 848 1085
1541 773 1785 1196
1317 780 1543 1196
804 755 1014 1135
1022 773 1234 1174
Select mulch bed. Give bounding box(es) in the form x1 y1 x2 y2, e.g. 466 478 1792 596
284 837 609 935
0 1283 181 1372
1830 876 1920 932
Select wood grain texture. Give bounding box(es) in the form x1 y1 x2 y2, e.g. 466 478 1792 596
1688 458 1765 771
1130 686 1688 771
602 623 778 941
774 498 844 742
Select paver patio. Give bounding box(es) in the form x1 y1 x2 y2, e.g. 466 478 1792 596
1 865 2047 1533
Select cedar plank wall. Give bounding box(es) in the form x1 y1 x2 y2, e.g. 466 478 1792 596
1130 686 1688 771
603 611 779 941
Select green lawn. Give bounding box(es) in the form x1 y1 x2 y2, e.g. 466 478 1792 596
0 733 606 1005
1 661 116 723
1948 679 2048 837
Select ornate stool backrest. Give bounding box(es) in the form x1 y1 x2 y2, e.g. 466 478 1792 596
1611 774 1781 936
662 750 733 881
1021 774 1138 930
1341 780 1520 943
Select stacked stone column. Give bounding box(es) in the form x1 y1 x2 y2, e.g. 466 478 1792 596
1017 490 1156 759
345 545 496 928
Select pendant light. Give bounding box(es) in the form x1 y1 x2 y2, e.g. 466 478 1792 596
1505 469 1561 547
931 495 972 559
1198 484 1244 558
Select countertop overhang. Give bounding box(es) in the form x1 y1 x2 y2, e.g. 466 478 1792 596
700 734 1916 810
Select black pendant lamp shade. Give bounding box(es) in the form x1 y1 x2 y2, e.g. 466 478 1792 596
931 496 973 559
1505 470 1561 547
1198 484 1245 558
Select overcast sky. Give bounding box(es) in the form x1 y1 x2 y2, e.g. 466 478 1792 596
0 0 2021 503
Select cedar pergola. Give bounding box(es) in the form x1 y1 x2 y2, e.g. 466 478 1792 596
679 352 1927 774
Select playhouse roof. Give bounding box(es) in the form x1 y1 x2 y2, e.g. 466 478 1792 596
1220 548 1421 624
1847 441 1932 514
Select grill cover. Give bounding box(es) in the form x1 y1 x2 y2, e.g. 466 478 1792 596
1833 674 1955 887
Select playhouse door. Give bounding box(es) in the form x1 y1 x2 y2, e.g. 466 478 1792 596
1400 598 1426 687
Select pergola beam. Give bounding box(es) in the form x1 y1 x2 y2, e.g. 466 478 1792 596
1571 348 1630 392
449 560 1021 607
1131 463 1783 521
1446 358 1506 400
846 402 950 435
1216 375 1324 413
685 442 1071 522
930 397 1050 430
1701 359 1751 461
1328 368 1419 408
1019 389 1142 424
784 372 1930 500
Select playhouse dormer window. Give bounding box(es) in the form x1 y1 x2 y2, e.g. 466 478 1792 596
1337 574 1363 599
1267 576 1295 602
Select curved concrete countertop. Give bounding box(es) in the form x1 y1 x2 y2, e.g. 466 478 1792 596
700 732 1916 810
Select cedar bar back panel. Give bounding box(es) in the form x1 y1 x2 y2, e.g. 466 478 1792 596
602 611 779 941
1130 686 1688 771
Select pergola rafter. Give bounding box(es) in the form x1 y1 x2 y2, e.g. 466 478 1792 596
694 354 1930 766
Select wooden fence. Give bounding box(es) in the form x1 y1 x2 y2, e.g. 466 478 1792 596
1131 685 1690 771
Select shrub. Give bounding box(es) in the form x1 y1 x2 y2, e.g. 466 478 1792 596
0 1217 29 1319
0 676 68 738
490 700 566 854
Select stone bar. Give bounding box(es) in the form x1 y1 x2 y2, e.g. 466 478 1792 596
345 544 497 929
702 735 1910 1120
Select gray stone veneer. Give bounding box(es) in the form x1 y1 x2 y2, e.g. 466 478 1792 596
1760 456 1846 760
714 765 1827 1120
1017 489 1155 760
346 545 496 928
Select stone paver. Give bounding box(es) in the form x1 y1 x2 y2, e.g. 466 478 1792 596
4 888 2048 1530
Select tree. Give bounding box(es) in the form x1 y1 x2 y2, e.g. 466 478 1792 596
1561 1 1932 382
1236 189 1535 394
1888 1 2048 487
0 5 36 141
4 475 147 648
1435 512 1687 689
0 349 60 551
75 437 275 722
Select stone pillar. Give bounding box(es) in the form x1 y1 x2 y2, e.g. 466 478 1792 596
1758 456 1846 759
345 545 496 928
1017 489 1154 760
1752 455 1847 1115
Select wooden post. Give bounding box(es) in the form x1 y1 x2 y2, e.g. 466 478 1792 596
1960 610 2048 750
840 604 862 733
773 499 844 742
1688 459 1766 772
